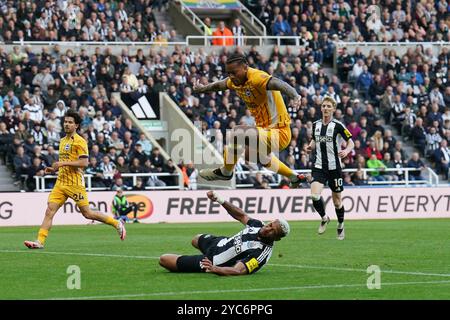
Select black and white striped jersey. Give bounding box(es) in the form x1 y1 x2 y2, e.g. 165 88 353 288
312 118 352 171
208 219 273 274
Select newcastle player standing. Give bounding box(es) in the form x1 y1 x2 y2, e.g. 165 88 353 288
306 97 354 240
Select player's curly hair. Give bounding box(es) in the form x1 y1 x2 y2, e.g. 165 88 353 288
65 109 82 125
321 96 337 109
226 53 248 66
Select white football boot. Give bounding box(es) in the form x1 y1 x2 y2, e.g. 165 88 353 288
199 168 233 181
24 240 44 249
318 216 330 235
117 219 127 241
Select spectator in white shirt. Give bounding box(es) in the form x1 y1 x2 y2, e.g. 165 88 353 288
23 98 43 124
92 111 106 131
53 100 67 118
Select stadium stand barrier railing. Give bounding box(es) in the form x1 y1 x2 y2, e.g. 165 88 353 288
25 167 440 192
10 40 450 52
176 0 209 36
4 42 281 59
174 0 266 38
8 36 312 48
185 35 306 47
28 173 181 192
11 41 187 47
235 167 440 189
235 0 267 36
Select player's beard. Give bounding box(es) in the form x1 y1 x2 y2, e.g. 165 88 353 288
64 126 75 134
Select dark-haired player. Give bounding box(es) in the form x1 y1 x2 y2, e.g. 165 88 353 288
193 53 305 187
159 190 290 275
306 97 354 240
24 110 126 249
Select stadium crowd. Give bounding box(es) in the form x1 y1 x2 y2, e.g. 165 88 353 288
0 0 449 191
244 0 449 45
335 44 450 182
0 43 184 191
0 0 176 43
0 40 448 190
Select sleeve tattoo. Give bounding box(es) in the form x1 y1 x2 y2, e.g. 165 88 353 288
266 77 299 99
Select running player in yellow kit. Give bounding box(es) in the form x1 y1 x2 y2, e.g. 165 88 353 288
193 53 305 186
24 110 126 249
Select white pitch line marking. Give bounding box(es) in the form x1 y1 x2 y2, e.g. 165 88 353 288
48 280 450 300
2 250 449 278
0 249 158 260
268 263 450 278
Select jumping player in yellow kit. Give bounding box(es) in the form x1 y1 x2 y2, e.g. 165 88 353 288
24 110 126 249
193 53 305 186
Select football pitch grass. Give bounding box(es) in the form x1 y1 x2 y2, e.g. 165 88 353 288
1 219 449 300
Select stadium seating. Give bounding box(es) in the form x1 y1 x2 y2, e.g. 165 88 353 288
0 0 175 43
242 0 449 42
0 0 448 192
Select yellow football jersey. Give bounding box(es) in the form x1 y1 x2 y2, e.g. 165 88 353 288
226 67 291 128
56 133 89 186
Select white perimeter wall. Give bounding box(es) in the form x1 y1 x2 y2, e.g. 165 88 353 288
0 187 449 226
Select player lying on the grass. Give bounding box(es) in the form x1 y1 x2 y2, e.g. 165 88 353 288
305 96 354 240
24 110 126 249
159 191 290 276
193 53 305 187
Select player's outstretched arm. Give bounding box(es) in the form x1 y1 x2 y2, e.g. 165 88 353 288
193 78 228 94
266 77 301 106
44 167 56 174
207 191 249 225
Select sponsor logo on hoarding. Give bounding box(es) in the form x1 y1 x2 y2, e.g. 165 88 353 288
124 194 154 219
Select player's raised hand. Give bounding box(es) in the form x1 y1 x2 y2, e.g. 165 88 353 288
193 79 206 93
207 190 225 204
207 190 215 200
305 144 313 154
44 167 55 174
338 150 349 158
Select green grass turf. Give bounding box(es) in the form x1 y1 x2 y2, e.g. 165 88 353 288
0 219 449 300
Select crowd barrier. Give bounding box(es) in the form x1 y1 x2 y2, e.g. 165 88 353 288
1 187 449 226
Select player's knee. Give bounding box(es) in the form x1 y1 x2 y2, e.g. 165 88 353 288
159 254 177 271
311 194 321 201
333 198 342 208
259 154 271 167
80 208 93 220
45 207 57 218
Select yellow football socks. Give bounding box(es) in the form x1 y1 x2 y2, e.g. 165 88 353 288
105 216 119 228
263 155 294 178
37 228 49 245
